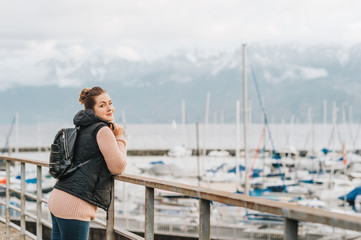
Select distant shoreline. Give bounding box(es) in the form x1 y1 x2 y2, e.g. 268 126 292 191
1 147 318 157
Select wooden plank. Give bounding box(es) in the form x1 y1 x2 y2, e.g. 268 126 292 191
36 166 42 240
106 180 115 240
199 199 210 240
20 163 26 240
114 226 144 240
145 187 154 240
93 220 145 240
5 160 10 239
0 155 48 167
284 218 298 240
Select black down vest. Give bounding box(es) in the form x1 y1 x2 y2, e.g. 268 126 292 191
54 109 113 211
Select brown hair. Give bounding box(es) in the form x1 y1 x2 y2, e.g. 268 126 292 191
79 86 106 109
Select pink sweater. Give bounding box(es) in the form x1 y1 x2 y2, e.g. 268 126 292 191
48 126 127 221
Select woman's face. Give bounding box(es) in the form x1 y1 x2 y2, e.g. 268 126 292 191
93 93 114 122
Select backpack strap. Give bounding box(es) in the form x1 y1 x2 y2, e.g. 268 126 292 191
66 158 93 175
66 121 110 176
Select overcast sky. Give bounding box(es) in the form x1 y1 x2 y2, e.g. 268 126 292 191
1 0 361 90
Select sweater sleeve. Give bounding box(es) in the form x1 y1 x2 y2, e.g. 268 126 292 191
96 126 127 175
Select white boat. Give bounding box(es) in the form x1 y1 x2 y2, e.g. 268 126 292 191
207 150 230 157
167 145 192 157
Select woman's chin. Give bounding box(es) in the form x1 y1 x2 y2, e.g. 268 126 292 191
100 116 113 122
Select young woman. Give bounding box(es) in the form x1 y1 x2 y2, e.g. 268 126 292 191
48 86 127 240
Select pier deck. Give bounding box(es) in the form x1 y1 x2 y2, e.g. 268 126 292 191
0 222 31 240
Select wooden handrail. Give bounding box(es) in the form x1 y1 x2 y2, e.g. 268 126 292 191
0 156 48 167
115 174 361 232
1 155 361 239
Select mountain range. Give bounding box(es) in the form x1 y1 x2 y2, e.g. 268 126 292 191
1 43 361 125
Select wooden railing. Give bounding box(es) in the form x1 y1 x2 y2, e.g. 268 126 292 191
1 155 361 240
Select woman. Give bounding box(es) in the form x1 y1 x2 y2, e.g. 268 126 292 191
48 86 127 240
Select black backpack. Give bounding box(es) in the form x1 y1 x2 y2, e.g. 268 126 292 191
49 122 106 179
49 127 81 179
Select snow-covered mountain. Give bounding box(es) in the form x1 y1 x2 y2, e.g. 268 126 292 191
1 43 361 124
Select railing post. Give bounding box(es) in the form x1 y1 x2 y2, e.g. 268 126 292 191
145 187 154 240
199 199 210 240
5 160 10 239
36 165 42 239
284 218 298 240
20 162 26 240
106 179 115 240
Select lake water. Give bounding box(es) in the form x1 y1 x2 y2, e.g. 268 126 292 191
1 122 360 151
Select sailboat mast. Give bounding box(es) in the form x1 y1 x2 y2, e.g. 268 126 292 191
196 122 201 185
220 111 224 153
323 100 327 151
182 98 186 126
37 120 42 152
323 100 327 125
329 102 338 190
243 44 250 195
349 106 353 125
201 92 211 179
181 98 187 148
15 112 19 155
203 92 210 157
308 108 315 155
236 100 241 191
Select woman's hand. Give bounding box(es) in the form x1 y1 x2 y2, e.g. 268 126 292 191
110 122 124 137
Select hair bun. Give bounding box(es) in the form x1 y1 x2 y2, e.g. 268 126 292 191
79 88 92 104
78 86 106 109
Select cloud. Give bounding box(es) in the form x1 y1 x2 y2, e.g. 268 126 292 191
169 73 192 84
91 67 106 79
1 0 361 53
299 67 328 80
264 65 328 84
57 77 83 88
0 43 52 90
64 45 87 62
0 0 360 90
0 38 145 90
106 46 142 62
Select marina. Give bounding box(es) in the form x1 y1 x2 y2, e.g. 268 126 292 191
1 45 360 238
1 154 361 240
2 110 361 240
1 137 361 239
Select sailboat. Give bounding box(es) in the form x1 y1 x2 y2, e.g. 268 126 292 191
1 114 17 156
167 99 192 157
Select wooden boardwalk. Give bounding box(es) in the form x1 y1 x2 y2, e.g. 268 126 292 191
0 222 31 240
